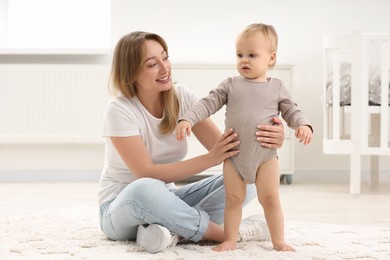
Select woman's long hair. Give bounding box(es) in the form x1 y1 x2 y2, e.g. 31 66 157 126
110 31 179 134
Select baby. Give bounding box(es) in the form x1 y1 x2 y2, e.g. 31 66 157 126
177 23 313 251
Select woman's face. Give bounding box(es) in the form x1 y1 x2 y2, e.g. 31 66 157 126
135 40 172 94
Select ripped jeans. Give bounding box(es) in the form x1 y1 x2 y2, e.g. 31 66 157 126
99 174 256 242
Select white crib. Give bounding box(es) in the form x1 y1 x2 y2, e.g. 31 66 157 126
323 31 390 194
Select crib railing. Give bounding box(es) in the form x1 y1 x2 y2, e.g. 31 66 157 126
323 32 390 154
0 64 110 143
323 33 354 153
378 39 390 149
323 31 390 194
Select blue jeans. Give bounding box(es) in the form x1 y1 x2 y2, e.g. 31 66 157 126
99 174 256 242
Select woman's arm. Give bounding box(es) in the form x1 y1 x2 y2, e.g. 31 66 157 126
191 118 222 151
111 116 284 183
110 128 238 183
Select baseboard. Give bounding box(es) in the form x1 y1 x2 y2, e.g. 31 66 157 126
0 170 101 182
187 169 390 184
0 169 389 183
291 169 390 184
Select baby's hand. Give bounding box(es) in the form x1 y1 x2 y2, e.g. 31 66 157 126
295 125 312 145
176 120 192 141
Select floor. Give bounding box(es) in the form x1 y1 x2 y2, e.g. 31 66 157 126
1 173 389 228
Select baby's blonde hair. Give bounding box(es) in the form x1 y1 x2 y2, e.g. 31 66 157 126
238 23 278 68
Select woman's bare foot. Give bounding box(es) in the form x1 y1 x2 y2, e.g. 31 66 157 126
212 240 237 252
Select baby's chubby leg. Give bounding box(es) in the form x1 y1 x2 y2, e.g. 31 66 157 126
255 157 295 252
213 159 246 252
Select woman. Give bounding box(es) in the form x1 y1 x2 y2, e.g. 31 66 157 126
98 31 285 254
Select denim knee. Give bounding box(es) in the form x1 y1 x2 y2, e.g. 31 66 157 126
122 177 166 205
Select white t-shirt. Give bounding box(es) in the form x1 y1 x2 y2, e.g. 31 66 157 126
98 84 199 204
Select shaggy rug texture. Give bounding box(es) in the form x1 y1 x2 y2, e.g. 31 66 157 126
1 207 390 260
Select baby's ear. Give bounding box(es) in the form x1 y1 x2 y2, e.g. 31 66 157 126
269 52 276 65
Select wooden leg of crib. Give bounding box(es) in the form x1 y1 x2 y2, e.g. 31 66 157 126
350 153 361 194
368 114 380 191
370 155 379 191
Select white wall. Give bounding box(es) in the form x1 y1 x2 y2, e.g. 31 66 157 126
0 0 6 46
111 0 390 172
1 0 390 181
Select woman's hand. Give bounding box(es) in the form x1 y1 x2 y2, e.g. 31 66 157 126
207 128 240 166
256 117 285 149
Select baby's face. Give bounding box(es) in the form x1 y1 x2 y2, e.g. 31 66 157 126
235 33 275 82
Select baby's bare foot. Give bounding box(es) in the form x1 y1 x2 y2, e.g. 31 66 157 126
274 242 295 252
212 241 237 252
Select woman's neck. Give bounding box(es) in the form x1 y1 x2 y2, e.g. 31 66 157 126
137 91 164 118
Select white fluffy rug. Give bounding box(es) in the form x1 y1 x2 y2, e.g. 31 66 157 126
1 207 390 260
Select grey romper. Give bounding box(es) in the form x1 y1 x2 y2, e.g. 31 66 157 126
181 76 311 183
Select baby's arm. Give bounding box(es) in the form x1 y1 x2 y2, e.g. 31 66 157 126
176 120 193 141
295 125 312 145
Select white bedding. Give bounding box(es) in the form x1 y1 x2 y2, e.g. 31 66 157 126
325 41 390 106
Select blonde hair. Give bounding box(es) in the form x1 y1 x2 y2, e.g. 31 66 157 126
110 31 179 134
239 23 278 69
